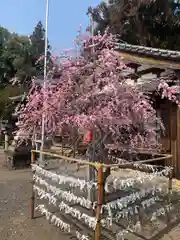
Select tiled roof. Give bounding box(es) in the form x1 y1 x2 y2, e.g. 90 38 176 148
115 43 180 60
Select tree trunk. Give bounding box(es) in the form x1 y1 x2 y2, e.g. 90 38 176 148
86 140 110 204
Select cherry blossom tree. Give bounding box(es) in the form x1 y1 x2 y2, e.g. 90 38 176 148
15 26 180 204
17 30 165 163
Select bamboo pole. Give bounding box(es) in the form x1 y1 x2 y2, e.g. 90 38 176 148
30 151 36 219
95 165 103 240
31 150 172 172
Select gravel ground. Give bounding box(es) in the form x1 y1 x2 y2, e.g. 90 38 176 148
0 151 70 240
1 150 180 240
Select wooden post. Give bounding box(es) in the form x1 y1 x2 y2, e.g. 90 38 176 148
4 132 9 151
95 165 103 240
86 129 96 203
168 168 173 203
87 165 96 203
166 168 173 224
30 151 35 219
61 136 64 156
73 141 76 158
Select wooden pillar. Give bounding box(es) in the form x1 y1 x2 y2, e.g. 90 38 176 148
95 165 103 240
170 103 177 176
168 169 173 202
4 132 9 151
87 165 96 203
176 106 180 176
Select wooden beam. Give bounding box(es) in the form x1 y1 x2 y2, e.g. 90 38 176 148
137 67 165 77
117 51 180 69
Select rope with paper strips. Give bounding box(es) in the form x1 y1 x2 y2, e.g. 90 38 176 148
32 163 173 240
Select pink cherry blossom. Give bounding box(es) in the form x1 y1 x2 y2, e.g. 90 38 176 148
17 31 164 153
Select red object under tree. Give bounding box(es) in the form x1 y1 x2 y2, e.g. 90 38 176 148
83 129 93 144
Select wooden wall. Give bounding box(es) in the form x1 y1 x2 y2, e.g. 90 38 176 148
174 105 180 177
159 101 180 177
170 104 178 176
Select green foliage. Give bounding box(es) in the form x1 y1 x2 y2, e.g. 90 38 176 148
0 21 51 85
0 21 51 120
89 0 180 50
29 21 51 77
0 85 25 120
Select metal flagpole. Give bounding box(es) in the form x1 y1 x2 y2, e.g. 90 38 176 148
87 13 96 203
40 0 49 162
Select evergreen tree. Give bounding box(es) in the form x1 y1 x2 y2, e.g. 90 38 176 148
30 21 51 77
0 21 52 120
89 0 180 50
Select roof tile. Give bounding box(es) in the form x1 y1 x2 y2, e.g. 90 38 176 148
115 43 180 60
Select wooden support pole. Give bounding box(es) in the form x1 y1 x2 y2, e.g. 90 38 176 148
73 138 76 159
168 168 173 203
166 168 173 224
4 132 9 151
30 151 35 219
76 163 80 172
95 165 103 240
61 137 64 156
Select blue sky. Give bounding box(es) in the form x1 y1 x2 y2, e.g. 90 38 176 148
0 0 101 53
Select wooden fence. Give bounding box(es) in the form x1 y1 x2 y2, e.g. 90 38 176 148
30 150 174 240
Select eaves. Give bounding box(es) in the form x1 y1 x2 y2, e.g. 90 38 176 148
115 43 180 70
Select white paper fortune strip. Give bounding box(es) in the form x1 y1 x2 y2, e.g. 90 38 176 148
34 185 57 205
33 174 92 209
34 185 99 230
32 164 97 190
105 175 149 193
127 163 172 177
141 196 160 209
104 196 160 224
105 167 171 193
116 221 142 240
59 201 97 230
104 186 161 212
35 204 71 232
116 229 129 240
116 201 172 240
76 231 90 240
150 204 173 222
